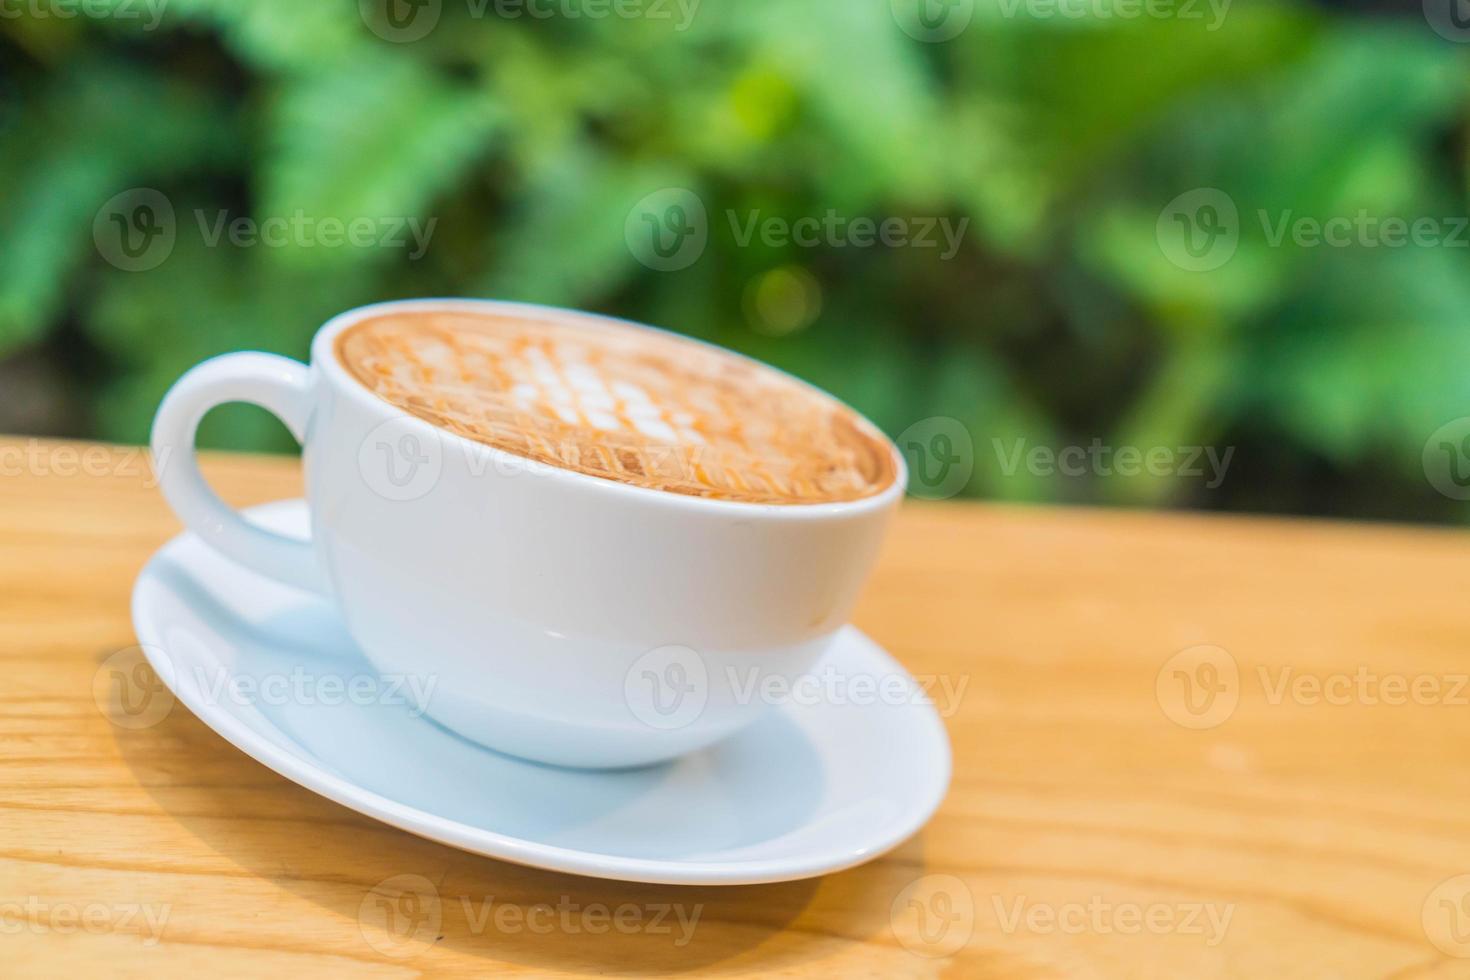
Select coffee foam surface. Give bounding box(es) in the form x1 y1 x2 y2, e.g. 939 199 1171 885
335 308 897 505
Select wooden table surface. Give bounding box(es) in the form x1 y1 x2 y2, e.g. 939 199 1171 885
6 437 1470 977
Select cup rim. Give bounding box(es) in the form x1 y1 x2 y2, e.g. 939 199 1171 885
311 297 908 520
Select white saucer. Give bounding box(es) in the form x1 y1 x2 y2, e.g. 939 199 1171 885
130 500 951 885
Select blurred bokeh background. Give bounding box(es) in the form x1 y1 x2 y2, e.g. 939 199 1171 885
4 0 1469 520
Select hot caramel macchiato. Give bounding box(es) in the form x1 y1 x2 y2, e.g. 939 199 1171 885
334 307 897 505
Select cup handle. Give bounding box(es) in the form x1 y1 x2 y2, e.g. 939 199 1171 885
150 352 330 596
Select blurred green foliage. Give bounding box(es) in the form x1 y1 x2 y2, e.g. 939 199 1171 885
2 1 1468 519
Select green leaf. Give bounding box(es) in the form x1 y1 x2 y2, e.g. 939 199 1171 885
732 0 947 203
147 0 368 72
1245 246 1470 466
0 60 235 352
260 54 504 267
481 149 682 305
85 232 376 448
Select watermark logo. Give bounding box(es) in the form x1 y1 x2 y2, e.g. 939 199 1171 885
94 189 434 270
0 897 171 946
993 438 1234 488
360 0 442 42
1424 874 1470 957
93 646 175 730
992 895 1233 946
362 0 699 41
460 894 702 944
624 654 967 730
1156 644 1239 730
358 417 445 502
624 644 708 730
1258 666 1470 708
1256 211 1470 250
727 210 968 260
94 188 176 272
626 188 708 272
991 0 1230 29
1423 418 1470 500
727 664 970 718
1424 0 1470 43
194 210 436 258
897 417 975 500
0 0 169 30
891 874 975 958
891 0 974 42
1161 188 1470 268
1162 649 1470 728
356 421 720 501
359 879 703 951
1156 188 1239 272
194 666 437 716
359 874 442 958
627 192 967 271
1 440 163 486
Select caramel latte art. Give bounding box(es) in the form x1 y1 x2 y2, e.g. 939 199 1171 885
334 307 898 505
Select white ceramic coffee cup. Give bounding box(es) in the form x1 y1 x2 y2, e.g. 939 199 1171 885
151 299 905 768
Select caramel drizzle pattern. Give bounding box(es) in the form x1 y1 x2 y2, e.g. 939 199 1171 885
336 312 894 505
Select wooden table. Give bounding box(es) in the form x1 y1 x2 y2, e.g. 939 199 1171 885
6 437 1470 977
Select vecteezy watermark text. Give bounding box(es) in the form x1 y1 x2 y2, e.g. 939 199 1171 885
193 666 437 716
94 188 437 272
358 875 702 958
474 0 699 28
0 0 168 29
460 895 701 945
726 211 969 261
1157 643 1470 730
0 897 170 947
0 439 165 487
993 0 1230 30
359 0 700 43
623 646 969 731
625 189 970 271
1257 211 1470 250
1256 666 1470 708
993 438 1235 489
355 414 715 503
890 877 1233 958
992 895 1234 946
1157 188 1470 271
726 663 970 717
94 645 438 731
194 211 436 259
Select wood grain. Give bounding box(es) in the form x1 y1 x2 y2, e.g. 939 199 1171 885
5 436 1470 977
